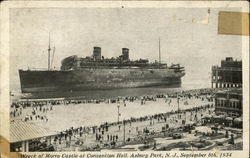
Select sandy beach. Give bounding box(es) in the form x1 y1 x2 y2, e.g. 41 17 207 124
11 95 211 132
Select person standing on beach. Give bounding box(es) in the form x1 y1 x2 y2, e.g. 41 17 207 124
96 133 98 141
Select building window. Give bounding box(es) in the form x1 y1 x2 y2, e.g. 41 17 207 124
230 101 233 108
235 102 238 108
239 103 242 109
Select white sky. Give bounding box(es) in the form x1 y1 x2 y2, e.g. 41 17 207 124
10 7 242 89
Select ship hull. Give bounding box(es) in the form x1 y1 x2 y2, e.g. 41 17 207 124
19 68 185 93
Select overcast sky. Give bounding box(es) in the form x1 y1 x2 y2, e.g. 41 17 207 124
10 7 242 89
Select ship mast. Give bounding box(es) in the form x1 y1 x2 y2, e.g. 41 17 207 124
51 46 55 69
48 33 51 70
158 38 161 64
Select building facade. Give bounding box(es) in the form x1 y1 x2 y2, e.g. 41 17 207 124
215 88 242 118
211 57 242 88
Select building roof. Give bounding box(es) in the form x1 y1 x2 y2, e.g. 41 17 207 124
10 121 57 143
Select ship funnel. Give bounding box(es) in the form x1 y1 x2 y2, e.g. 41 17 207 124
93 47 101 61
122 48 129 61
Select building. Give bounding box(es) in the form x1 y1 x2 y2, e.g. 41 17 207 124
10 121 56 152
215 88 242 118
211 57 242 88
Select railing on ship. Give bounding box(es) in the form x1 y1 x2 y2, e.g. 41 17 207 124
77 63 168 69
77 66 166 69
79 62 167 67
24 67 61 71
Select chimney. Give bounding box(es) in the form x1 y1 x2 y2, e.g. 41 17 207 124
122 48 129 61
93 47 101 61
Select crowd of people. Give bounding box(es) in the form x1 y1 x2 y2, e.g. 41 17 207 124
10 88 215 110
10 88 217 151
10 102 53 122
40 103 214 151
10 88 216 124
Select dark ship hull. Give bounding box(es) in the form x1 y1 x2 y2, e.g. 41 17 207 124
19 68 185 93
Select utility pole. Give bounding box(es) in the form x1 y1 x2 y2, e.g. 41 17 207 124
123 120 126 144
177 96 180 112
117 105 120 122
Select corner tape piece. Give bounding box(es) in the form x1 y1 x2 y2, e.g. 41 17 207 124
218 11 249 36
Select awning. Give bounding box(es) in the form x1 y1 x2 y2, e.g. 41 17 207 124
213 115 220 119
225 117 233 121
216 112 228 117
234 117 242 123
217 97 227 100
229 98 240 102
218 115 225 119
10 121 57 143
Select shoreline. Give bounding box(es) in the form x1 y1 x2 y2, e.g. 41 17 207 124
10 87 218 100
11 87 220 102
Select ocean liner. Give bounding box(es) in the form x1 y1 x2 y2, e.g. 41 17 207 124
19 40 185 93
